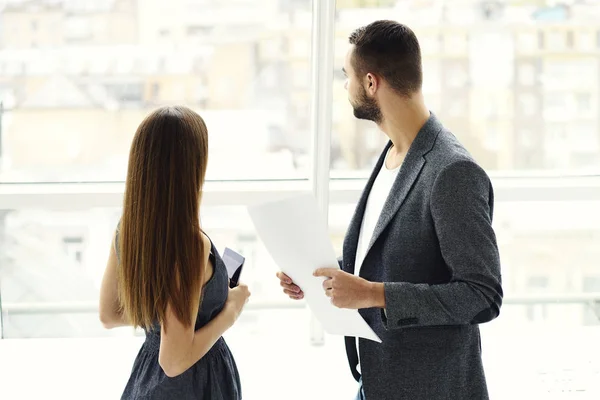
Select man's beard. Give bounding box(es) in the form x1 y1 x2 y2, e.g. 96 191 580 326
351 86 382 124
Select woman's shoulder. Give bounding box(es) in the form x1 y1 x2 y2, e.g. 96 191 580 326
199 231 216 286
200 231 212 261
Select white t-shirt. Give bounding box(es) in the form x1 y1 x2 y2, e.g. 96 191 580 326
354 148 401 367
354 149 401 276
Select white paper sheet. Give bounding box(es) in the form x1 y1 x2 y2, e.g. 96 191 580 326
247 193 382 343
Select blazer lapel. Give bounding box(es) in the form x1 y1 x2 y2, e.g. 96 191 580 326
366 150 425 253
364 113 444 260
342 141 393 274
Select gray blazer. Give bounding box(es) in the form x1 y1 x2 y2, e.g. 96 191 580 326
341 113 502 400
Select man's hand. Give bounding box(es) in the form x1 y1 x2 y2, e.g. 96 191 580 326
313 267 385 309
276 272 304 300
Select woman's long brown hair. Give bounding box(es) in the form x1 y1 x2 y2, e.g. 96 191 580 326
118 106 209 331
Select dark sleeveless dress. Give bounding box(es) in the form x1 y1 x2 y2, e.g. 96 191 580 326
115 230 242 399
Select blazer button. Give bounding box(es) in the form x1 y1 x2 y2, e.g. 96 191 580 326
346 263 351 268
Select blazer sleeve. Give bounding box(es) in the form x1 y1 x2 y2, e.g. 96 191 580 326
381 160 503 329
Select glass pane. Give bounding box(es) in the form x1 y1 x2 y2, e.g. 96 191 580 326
0 206 295 338
0 205 363 399
0 1 312 182
329 200 600 396
330 3 600 177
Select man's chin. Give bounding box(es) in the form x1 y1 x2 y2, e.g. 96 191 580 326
353 109 373 122
352 107 364 120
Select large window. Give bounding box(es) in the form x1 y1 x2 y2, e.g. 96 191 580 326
0 205 297 338
0 0 312 182
329 1 600 176
325 2 600 397
1 1 600 399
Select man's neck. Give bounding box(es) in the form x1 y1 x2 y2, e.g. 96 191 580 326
377 92 430 156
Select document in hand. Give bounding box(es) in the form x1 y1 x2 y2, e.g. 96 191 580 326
247 193 381 343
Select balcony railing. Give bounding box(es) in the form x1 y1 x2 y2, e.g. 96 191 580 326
2 293 599 339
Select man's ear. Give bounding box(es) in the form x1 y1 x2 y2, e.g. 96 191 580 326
365 73 379 95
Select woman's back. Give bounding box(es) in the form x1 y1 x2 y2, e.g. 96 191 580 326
116 229 242 400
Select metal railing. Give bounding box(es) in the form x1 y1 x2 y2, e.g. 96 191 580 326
1 300 306 315
2 293 599 338
0 300 308 338
3 294 599 314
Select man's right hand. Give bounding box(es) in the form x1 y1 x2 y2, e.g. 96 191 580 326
276 272 304 300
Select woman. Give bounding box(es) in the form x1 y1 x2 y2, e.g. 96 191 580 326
99 106 250 399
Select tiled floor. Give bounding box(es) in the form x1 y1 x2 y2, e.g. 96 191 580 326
0 310 599 399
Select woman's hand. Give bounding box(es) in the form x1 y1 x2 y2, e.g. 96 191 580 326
224 283 251 325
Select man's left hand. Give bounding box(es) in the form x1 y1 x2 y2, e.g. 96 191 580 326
313 267 385 309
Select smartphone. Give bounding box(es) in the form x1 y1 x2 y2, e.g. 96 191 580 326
222 247 245 288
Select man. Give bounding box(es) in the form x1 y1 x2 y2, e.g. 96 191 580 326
276 20 502 399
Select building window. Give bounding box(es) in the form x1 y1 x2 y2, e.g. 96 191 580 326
519 128 535 147
292 65 309 88
151 83 160 100
518 93 537 116
115 57 134 75
582 276 600 326
484 125 499 150
526 276 549 322
65 17 91 41
62 236 84 264
517 32 537 52
518 63 536 86
566 31 574 49
544 93 566 113
0 101 4 159
578 31 594 51
419 34 440 54
572 122 598 152
443 34 467 54
544 123 569 168
259 38 281 59
187 26 214 37
290 39 309 58
546 122 567 142
548 31 565 50
448 98 466 117
446 64 468 88
105 83 144 104
575 93 592 113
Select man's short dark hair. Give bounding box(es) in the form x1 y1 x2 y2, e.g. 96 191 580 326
349 20 422 97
